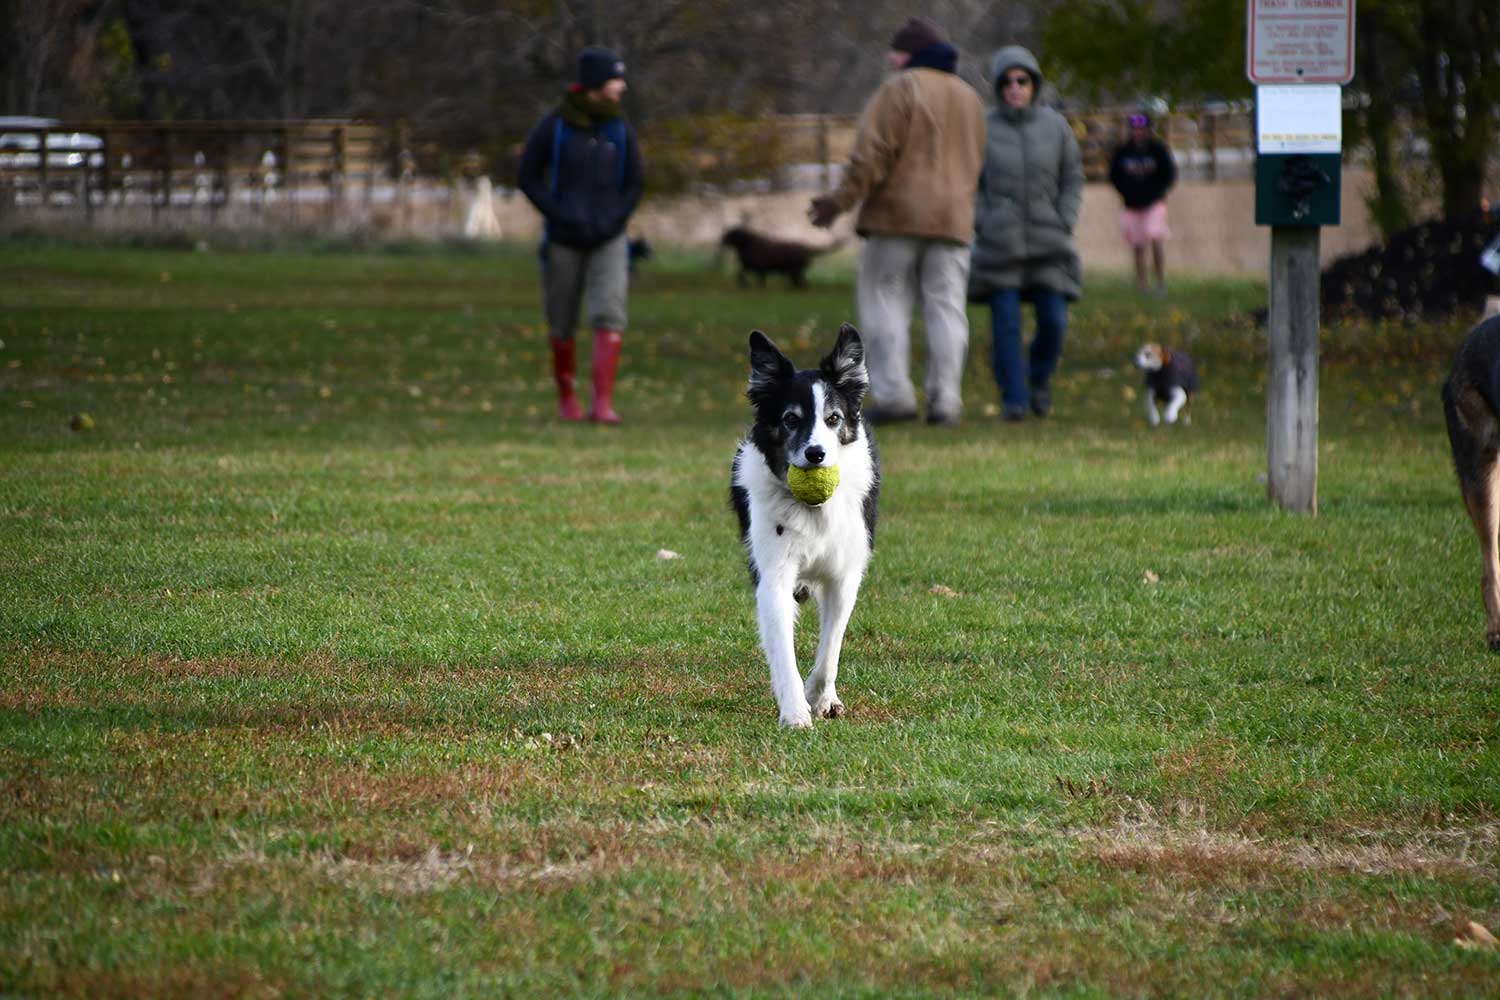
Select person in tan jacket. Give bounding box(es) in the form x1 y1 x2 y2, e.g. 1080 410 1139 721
809 16 985 425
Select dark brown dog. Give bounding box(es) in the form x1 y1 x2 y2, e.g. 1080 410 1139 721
720 226 840 289
1442 314 1500 649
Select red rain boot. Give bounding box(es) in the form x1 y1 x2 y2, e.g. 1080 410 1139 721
589 329 623 425
550 336 583 421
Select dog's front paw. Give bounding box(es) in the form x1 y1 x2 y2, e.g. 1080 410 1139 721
808 691 845 718
779 708 814 729
1486 627 1500 652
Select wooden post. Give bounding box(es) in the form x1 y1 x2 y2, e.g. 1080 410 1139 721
218 139 230 221
277 127 293 224
156 128 170 224
817 117 830 191
1206 112 1218 182
1266 225 1320 514
98 129 112 217
38 128 49 209
330 125 346 227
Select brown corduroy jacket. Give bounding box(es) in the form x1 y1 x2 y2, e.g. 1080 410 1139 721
827 67 986 245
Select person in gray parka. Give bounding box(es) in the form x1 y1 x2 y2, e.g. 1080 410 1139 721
968 45 1084 421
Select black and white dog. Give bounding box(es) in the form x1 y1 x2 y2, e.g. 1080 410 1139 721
730 324 880 727
1134 342 1200 426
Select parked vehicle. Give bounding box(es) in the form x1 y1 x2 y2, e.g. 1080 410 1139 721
0 117 104 170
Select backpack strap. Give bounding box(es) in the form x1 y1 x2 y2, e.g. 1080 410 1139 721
550 116 629 195
549 117 566 197
602 119 628 191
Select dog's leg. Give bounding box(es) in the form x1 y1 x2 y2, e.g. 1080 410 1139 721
804 577 860 719
1461 462 1500 650
756 572 812 727
1163 386 1188 424
1452 384 1500 649
1143 391 1160 427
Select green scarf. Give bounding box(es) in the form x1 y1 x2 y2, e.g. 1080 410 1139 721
559 89 621 128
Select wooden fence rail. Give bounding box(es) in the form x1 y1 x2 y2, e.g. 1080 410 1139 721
0 108 1263 227
769 105 1258 185
0 120 393 221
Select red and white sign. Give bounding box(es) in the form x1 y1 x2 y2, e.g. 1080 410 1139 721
1247 0 1356 85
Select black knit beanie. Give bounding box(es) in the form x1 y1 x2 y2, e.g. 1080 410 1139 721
889 17 943 53
577 46 626 89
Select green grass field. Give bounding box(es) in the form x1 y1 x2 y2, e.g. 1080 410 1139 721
2 240 1498 997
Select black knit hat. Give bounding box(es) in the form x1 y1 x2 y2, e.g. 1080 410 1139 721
890 17 943 54
577 46 626 89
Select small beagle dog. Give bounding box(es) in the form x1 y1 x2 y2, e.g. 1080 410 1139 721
1134 343 1200 426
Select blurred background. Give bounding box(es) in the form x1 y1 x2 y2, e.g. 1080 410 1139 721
0 0 1495 281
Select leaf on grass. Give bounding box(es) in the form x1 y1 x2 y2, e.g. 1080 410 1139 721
1456 921 1500 951
1055 775 1113 800
1143 570 1160 584
656 549 681 561
930 584 959 598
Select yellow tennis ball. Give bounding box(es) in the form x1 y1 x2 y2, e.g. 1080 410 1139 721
786 464 839 506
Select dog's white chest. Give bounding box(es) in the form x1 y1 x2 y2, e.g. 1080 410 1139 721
734 442 874 585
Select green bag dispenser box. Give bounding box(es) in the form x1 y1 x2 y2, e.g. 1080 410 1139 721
1255 152 1341 227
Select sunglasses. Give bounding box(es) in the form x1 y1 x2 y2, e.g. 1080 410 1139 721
1001 74 1032 88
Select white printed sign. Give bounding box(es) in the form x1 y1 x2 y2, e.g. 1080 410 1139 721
1247 0 1356 85
1256 84 1342 153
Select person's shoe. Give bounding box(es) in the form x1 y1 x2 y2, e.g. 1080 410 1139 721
1001 405 1027 423
589 329 623 425
925 410 961 427
1030 387 1051 418
549 337 584 421
865 405 918 425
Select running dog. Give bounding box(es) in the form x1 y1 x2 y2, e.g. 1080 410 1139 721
1134 342 1200 426
730 324 880 726
720 226 840 289
1442 314 1500 650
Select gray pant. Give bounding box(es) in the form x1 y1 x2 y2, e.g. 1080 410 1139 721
855 235 972 419
543 232 629 339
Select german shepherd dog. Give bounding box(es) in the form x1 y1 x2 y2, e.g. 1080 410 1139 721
720 226 840 289
1442 315 1500 649
730 324 880 726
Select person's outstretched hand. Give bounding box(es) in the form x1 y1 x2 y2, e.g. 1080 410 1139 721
808 196 840 228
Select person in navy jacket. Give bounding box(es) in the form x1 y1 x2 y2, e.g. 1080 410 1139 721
1108 113 1177 296
518 46 644 423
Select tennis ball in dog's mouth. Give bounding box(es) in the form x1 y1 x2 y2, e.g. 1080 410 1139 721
786 464 839 505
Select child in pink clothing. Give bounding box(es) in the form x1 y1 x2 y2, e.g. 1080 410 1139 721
1109 113 1177 295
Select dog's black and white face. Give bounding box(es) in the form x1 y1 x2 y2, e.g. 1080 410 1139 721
746 324 868 476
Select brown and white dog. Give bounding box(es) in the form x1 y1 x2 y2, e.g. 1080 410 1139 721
1441 314 1500 649
1134 342 1200 426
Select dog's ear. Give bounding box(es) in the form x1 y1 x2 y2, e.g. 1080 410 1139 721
820 323 869 401
747 330 795 402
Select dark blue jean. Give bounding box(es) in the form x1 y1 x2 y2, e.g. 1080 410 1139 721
988 287 1068 409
